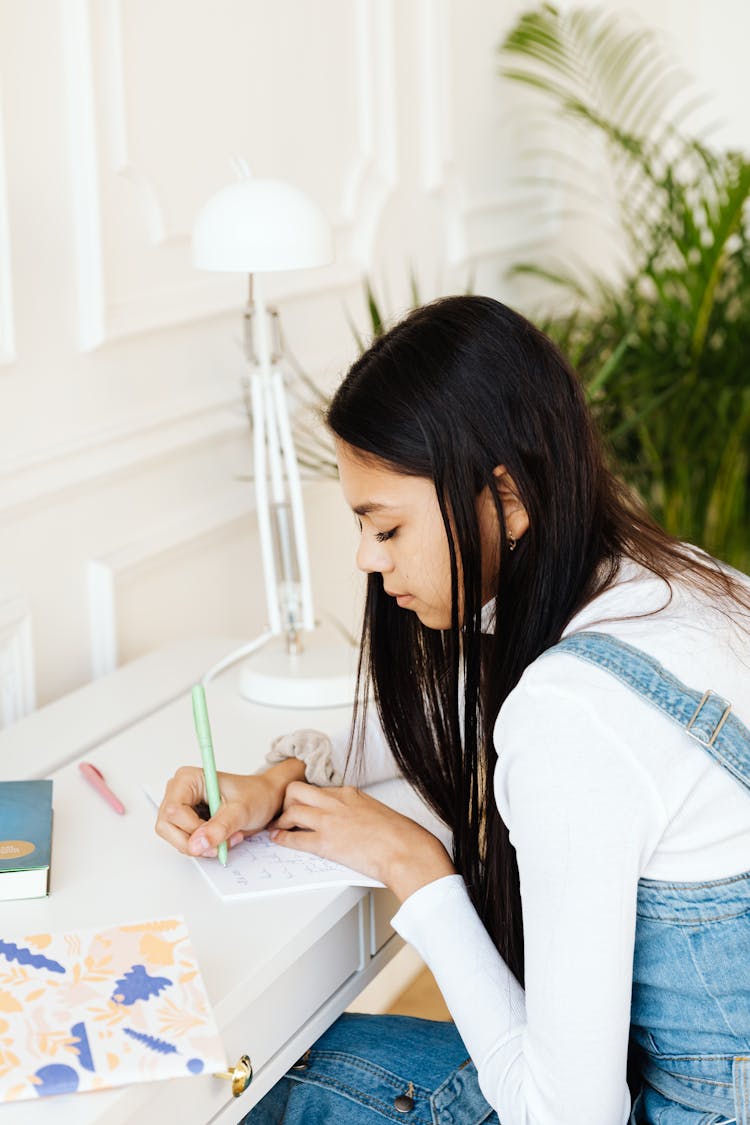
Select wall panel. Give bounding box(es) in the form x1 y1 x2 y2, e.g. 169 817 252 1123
0 87 14 367
64 0 399 348
0 593 35 725
0 0 743 719
88 488 258 676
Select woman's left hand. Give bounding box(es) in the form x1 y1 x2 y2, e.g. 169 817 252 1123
269 782 456 903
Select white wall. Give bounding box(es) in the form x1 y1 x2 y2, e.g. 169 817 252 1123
0 0 747 720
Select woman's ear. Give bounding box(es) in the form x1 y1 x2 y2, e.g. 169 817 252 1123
492 465 529 543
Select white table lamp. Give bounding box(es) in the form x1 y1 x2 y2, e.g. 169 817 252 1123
192 168 357 707
193 178 332 273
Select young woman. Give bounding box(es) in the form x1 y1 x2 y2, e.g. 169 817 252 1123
156 295 750 1125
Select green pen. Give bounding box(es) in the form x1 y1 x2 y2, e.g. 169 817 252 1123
191 684 228 867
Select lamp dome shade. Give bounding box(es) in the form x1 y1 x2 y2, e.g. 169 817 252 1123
192 178 333 273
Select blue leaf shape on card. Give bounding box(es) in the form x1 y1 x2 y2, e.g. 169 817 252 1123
122 1027 178 1055
111 964 172 1005
33 1064 80 1096
0 940 65 974
70 1021 94 1071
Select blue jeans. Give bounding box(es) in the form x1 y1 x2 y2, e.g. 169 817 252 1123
244 1013 498 1124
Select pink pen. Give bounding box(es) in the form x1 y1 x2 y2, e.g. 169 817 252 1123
78 762 126 815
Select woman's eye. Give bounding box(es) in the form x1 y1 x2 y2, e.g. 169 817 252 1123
375 528 397 543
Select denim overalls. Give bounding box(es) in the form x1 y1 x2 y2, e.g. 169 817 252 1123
246 632 750 1125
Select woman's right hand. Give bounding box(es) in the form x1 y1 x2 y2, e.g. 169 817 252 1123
154 758 305 859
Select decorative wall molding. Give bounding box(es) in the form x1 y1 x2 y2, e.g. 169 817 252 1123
415 0 471 266
338 0 398 267
0 87 16 367
0 596 36 728
416 0 454 197
414 0 558 268
104 0 169 246
0 390 248 521
63 0 397 351
87 489 255 678
62 0 107 352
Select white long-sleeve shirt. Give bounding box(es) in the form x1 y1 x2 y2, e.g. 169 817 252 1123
349 560 750 1125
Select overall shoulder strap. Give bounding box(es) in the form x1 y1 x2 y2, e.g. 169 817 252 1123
549 631 750 795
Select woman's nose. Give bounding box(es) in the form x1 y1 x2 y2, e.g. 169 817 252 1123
356 535 393 575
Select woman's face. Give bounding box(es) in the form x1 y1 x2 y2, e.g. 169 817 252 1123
335 440 526 630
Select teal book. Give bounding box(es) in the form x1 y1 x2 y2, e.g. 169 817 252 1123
0 780 53 901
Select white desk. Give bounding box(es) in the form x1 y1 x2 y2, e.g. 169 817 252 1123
0 639 404 1124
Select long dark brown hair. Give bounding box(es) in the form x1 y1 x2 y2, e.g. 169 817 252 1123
326 294 748 987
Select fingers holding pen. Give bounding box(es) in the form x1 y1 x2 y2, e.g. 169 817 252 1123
156 803 204 854
186 806 247 858
170 780 332 856
154 766 206 855
156 805 246 859
155 764 248 858
155 769 334 860
156 799 243 858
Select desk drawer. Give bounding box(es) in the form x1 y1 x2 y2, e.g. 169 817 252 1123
370 888 399 955
118 901 363 1124
229 900 363 1073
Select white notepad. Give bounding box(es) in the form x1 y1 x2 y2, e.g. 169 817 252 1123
193 828 383 900
145 784 382 899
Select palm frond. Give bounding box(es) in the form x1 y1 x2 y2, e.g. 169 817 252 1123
500 4 750 571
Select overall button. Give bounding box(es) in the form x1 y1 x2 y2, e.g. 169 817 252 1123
394 1081 415 1112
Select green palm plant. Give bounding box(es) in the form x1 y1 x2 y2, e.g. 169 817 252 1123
275 272 426 480
281 274 425 480
500 4 750 570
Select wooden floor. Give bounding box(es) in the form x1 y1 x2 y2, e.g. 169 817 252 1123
387 967 451 1020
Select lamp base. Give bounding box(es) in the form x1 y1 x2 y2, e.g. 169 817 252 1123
238 638 359 708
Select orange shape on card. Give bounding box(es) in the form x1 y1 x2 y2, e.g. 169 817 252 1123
139 933 180 966
23 933 52 949
0 991 21 1013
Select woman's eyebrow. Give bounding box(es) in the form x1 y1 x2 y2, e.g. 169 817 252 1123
352 501 397 516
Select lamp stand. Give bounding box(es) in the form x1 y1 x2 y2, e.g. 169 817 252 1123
238 276 357 708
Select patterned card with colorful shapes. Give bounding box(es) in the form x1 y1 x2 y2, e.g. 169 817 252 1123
0 916 226 1103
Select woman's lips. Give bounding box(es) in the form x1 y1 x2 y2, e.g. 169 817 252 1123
384 588 414 607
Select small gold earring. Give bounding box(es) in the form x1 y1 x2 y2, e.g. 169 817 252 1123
508 532 517 552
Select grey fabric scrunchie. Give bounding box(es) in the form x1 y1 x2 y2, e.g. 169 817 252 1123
265 729 342 786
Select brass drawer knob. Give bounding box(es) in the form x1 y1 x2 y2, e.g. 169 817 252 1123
215 1054 253 1097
